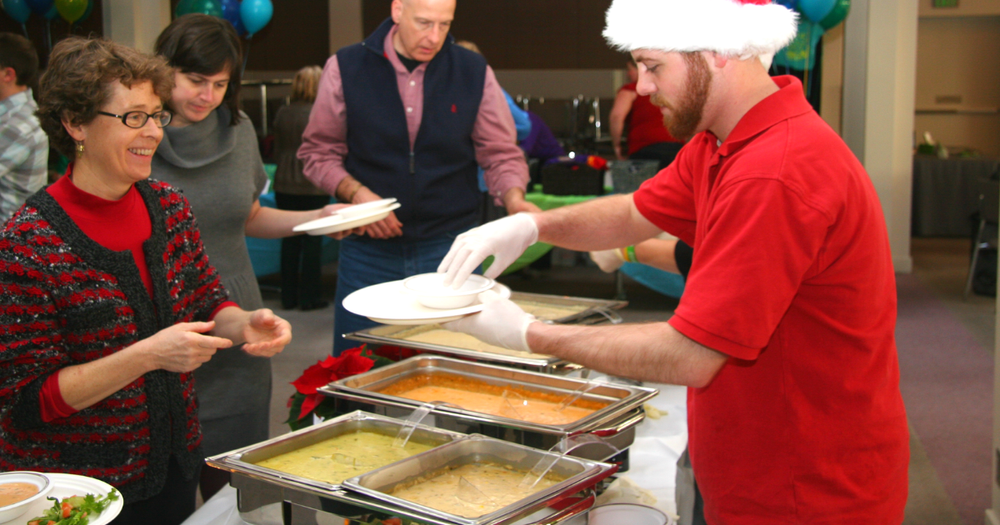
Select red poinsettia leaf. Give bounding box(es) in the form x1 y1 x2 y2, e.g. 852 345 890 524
373 345 421 361
291 361 335 395
298 393 326 420
332 351 375 379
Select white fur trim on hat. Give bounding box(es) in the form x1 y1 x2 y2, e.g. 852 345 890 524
603 0 798 60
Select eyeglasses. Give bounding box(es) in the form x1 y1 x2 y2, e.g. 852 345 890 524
97 110 172 129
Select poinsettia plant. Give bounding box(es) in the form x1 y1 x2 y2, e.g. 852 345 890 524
285 344 421 431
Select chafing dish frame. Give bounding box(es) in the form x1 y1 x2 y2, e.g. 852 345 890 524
344 291 627 374
319 356 657 462
344 434 618 525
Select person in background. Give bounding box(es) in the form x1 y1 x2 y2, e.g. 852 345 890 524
609 57 683 170
152 14 355 500
437 0 909 523
298 0 540 356
0 37 290 525
273 66 331 311
0 32 47 223
454 40 531 144
590 237 692 278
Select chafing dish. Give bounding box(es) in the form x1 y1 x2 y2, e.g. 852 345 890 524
319 356 657 464
344 434 618 525
207 410 465 492
345 291 627 374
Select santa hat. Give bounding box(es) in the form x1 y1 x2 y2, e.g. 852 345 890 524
603 0 798 60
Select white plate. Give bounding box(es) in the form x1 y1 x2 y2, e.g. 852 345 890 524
293 202 401 236
344 280 511 325
335 198 397 219
15 473 123 525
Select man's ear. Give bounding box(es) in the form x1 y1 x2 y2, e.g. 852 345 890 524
390 0 403 24
0 67 17 86
707 51 728 70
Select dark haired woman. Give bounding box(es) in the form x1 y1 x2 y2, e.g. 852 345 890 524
151 14 354 500
0 37 291 525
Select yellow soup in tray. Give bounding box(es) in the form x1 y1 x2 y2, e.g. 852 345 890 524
377 374 608 426
389 462 563 518
0 482 39 507
253 431 434 484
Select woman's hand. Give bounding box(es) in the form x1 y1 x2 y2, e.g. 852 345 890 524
241 309 292 357
144 321 233 373
318 203 366 239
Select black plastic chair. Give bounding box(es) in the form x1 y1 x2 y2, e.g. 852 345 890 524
964 178 999 298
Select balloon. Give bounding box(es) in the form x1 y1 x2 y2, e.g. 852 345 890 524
1 0 30 23
54 0 86 23
775 0 798 10
797 0 835 23
44 3 58 19
772 19 824 71
180 0 222 17
818 0 850 30
76 0 91 23
220 0 245 36
24 0 52 15
174 0 192 17
240 0 272 36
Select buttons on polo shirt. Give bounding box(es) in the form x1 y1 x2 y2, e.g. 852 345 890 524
407 107 413 113
409 80 416 86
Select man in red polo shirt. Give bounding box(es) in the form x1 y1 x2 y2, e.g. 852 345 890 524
435 0 909 522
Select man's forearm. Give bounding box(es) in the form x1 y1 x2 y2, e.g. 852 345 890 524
527 321 727 387
534 194 662 252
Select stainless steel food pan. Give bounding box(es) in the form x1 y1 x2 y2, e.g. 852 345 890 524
206 410 465 492
319 356 657 461
344 434 617 525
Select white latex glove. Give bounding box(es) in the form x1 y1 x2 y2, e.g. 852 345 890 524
589 248 626 273
438 213 539 287
441 290 537 353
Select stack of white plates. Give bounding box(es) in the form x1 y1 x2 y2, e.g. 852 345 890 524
293 198 401 236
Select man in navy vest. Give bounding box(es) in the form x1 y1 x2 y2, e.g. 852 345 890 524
299 0 538 355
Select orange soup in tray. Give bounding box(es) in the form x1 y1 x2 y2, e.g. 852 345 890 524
377 374 607 425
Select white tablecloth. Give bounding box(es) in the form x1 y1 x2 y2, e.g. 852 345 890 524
180 384 689 525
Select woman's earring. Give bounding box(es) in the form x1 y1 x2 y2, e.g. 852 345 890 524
75 142 84 156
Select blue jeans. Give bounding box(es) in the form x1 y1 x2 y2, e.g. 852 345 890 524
333 233 459 355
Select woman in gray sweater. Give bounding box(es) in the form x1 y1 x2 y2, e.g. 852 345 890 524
150 14 353 500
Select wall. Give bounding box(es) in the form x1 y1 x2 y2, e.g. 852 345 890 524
914 14 1000 157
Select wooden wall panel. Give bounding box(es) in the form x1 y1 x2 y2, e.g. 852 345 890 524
361 0 621 69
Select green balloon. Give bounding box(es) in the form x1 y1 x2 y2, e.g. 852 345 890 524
818 0 850 30
55 0 86 23
182 0 222 17
174 0 191 17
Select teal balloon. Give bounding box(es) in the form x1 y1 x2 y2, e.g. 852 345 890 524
240 0 272 36
772 19 824 71
44 4 58 19
76 0 91 23
2 0 31 23
174 0 192 17
818 0 850 30
797 0 835 23
181 0 222 17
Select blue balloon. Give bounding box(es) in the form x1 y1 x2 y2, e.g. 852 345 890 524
2 0 31 23
240 0 272 36
797 0 835 23
221 0 245 36
24 0 52 16
775 0 798 10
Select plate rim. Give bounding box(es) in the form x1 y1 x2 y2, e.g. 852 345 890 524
293 202 401 234
344 281 511 322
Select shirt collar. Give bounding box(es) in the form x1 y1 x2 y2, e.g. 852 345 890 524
714 76 814 157
0 88 35 118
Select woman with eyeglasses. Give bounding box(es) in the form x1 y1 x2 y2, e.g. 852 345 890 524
150 14 357 501
0 37 292 525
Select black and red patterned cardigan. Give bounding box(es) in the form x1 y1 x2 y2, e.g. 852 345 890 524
0 179 230 503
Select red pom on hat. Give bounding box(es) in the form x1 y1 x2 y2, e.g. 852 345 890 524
603 0 798 60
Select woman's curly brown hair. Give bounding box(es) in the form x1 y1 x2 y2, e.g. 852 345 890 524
36 37 175 161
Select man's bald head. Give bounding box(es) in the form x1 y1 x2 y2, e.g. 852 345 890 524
391 0 456 62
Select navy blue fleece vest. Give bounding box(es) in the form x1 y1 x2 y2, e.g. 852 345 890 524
337 19 487 241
